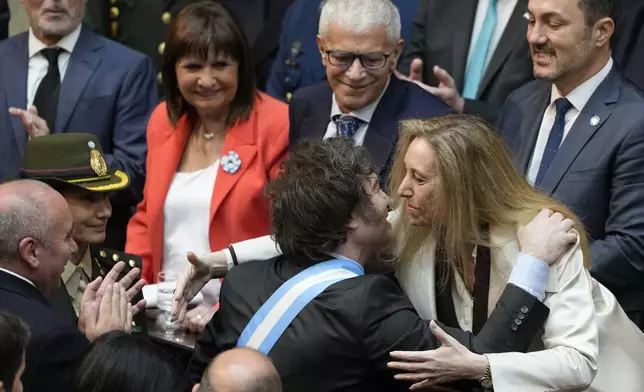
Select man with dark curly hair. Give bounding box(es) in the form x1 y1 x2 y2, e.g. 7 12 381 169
188 137 566 392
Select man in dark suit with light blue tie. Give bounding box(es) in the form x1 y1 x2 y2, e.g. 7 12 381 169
0 0 157 251
497 0 644 329
289 0 452 186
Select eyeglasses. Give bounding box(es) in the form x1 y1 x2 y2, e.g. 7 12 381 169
324 50 391 70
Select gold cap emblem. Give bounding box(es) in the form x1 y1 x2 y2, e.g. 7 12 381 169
90 148 109 176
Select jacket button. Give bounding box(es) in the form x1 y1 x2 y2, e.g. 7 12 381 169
158 42 165 55
511 324 518 331
517 312 525 320
520 306 529 314
157 72 163 84
110 21 118 37
109 6 119 19
514 318 523 325
162 12 172 24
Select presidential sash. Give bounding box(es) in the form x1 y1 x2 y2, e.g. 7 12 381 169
237 258 364 354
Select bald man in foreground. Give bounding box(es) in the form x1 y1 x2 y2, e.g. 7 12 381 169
195 348 282 392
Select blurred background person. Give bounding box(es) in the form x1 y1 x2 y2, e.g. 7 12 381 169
19 133 146 328
398 0 534 124
0 0 8 41
85 0 294 96
194 348 281 392
612 0 644 91
0 0 157 251
125 1 289 332
70 331 188 392
0 311 29 392
265 0 419 102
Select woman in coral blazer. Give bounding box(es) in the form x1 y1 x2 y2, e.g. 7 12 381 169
125 2 288 331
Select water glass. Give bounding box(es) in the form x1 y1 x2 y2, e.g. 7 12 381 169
157 271 180 334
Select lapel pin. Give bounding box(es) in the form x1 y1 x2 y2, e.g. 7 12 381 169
523 12 530 20
221 151 241 174
590 115 600 126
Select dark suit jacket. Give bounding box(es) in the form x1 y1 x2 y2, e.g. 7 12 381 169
613 0 644 91
0 270 89 392
498 65 644 315
399 0 533 124
188 257 548 392
0 0 8 41
289 76 453 185
0 25 157 250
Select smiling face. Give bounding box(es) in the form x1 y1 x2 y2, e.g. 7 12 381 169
396 137 442 227
317 23 402 113
526 0 614 92
175 52 239 119
21 0 84 43
59 188 112 245
349 174 392 251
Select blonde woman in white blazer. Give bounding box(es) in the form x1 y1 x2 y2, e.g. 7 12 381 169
174 115 644 392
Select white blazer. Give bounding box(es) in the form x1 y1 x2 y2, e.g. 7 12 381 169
226 212 644 391
396 221 644 392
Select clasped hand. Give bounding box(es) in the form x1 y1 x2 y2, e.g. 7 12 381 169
78 261 147 341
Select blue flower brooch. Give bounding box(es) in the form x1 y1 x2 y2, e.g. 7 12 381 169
221 151 242 174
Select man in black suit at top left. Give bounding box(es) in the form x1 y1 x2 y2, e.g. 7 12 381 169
0 0 9 41
185 138 580 392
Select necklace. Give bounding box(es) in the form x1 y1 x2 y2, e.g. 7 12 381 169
203 132 215 140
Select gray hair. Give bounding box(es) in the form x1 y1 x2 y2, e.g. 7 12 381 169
319 0 401 44
0 181 55 264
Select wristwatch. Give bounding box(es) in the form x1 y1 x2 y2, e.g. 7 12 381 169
479 354 493 390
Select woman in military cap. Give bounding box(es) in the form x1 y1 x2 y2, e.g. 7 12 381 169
19 133 146 329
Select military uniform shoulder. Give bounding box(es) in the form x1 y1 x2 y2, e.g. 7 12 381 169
91 246 142 277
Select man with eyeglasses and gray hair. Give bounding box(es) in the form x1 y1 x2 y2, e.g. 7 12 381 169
288 0 452 186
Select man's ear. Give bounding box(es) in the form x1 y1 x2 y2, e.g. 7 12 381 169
18 237 41 269
192 383 201 392
0 380 5 392
347 214 360 230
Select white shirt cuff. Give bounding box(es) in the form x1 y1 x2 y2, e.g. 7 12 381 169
223 248 234 271
507 253 549 302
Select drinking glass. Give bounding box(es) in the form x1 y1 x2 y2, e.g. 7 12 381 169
157 271 180 334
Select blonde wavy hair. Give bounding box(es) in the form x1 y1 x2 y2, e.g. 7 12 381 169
388 115 590 286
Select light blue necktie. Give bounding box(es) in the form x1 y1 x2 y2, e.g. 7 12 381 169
462 0 498 100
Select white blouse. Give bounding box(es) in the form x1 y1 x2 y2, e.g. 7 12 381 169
163 160 221 305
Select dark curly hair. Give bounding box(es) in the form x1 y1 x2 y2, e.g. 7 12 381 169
266 137 377 266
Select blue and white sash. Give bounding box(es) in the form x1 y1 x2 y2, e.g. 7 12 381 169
237 258 364 355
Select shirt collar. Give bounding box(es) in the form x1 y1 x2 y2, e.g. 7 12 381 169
28 24 82 58
0 268 36 288
550 57 614 111
62 247 92 284
330 76 391 123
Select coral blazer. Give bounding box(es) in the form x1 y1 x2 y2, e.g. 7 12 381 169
126 93 289 283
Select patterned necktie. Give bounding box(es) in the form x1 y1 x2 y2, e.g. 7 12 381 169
333 115 365 138
33 47 63 131
534 98 573 186
462 0 498 99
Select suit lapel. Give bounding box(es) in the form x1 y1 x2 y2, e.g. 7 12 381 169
299 87 333 140
364 78 403 170
451 0 479 90
55 26 103 134
2 34 29 156
516 85 550 174
539 69 619 193
478 0 529 98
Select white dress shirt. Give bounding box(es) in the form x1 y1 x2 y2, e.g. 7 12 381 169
163 160 222 305
27 24 82 108
323 78 390 146
526 58 614 184
466 0 519 71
